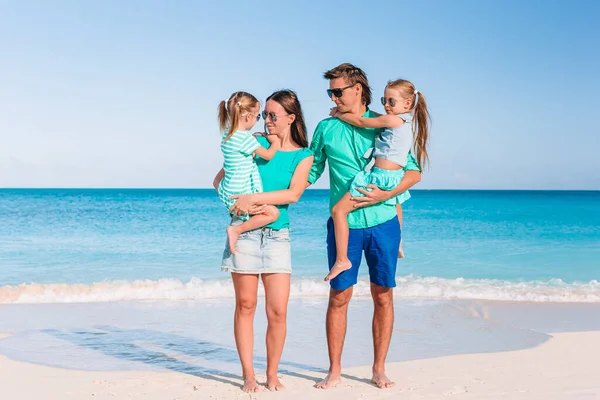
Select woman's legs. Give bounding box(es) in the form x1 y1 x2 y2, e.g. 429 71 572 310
231 272 260 392
262 272 291 391
325 192 355 281
396 204 404 258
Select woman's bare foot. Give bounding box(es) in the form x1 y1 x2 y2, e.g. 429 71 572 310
324 260 352 281
226 225 242 254
371 370 395 389
265 375 285 391
398 241 404 259
314 373 341 389
241 376 260 393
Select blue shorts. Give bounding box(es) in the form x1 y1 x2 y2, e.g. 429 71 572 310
326 216 401 291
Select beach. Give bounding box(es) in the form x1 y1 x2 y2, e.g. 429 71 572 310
1 298 599 399
1 329 598 399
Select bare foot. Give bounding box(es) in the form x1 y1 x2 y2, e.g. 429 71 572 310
315 373 341 389
371 371 395 389
242 376 260 393
265 375 286 391
226 225 241 254
324 260 352 281
398 241 404 259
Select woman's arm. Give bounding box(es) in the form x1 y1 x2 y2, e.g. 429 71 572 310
230 156 314 213
213 168 225 191
337 112 404 129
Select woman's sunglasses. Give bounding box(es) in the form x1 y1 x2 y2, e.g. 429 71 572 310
261 111 289 122
327 83 358 99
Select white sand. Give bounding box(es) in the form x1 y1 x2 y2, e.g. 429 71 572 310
1 331 598 400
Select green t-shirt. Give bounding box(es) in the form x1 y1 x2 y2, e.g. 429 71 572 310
308 109 421 229
255 136 313 230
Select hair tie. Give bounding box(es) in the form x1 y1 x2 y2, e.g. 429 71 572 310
414 89 418 94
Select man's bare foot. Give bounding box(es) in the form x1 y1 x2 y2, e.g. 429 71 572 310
371 371 395 389
242 376 260 393
226 225 241 254
324 260 352 281
265 375 285 391
315 373 341 389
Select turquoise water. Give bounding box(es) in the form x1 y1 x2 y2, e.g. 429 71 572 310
1 189 599 303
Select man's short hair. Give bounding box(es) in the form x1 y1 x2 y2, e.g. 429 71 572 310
323 63 372 106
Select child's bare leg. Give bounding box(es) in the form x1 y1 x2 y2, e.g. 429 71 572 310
396 204 404 259
324 192 355 282
227 205 279 254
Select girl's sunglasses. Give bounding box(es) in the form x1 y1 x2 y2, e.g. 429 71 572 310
381 97 399 107
261 111 289 122
327 83 358 99
242 112 261 122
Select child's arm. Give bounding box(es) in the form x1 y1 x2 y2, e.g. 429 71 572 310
253 135 280 160
335 111 404 129
213 168 225 191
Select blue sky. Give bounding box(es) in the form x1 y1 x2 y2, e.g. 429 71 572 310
1 0 599 189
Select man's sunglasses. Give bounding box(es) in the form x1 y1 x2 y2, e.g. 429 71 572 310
261 111 289 122
327 83 358 99
381 97 400 107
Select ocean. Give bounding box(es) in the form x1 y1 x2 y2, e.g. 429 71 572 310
1 189 599 304
1 188 599 373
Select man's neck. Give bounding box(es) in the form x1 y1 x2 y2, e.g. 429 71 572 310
347 103 367 116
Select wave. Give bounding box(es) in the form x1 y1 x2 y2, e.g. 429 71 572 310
1 276 599 304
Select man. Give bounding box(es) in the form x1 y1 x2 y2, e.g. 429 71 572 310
308 63 421 389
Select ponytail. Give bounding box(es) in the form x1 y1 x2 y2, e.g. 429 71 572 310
413 91 430 170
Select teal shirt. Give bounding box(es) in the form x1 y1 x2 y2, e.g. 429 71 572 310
308 109 421 229
255 136 313 230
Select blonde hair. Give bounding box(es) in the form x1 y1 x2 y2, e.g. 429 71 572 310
218 91 260 141
387 79 431 170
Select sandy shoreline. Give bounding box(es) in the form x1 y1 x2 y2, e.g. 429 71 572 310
1 330 598 399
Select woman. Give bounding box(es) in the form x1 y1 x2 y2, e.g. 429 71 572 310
213 90 314 393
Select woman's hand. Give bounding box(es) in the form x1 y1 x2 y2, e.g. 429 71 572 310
351 185 392 208
229 194 258 216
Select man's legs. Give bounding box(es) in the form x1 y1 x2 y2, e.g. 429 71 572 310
364 217 401 389
315 286 353 389
316 218 363 389
371 283 395 388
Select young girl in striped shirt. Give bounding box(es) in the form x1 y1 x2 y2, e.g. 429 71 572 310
216 91 280 253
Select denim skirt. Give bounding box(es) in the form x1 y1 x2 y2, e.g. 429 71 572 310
221 221 292 274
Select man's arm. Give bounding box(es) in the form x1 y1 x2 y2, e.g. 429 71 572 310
307 122 327 186
352 152 421 208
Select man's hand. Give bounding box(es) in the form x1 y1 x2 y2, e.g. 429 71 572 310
351 185 392 208
329 107 339 117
